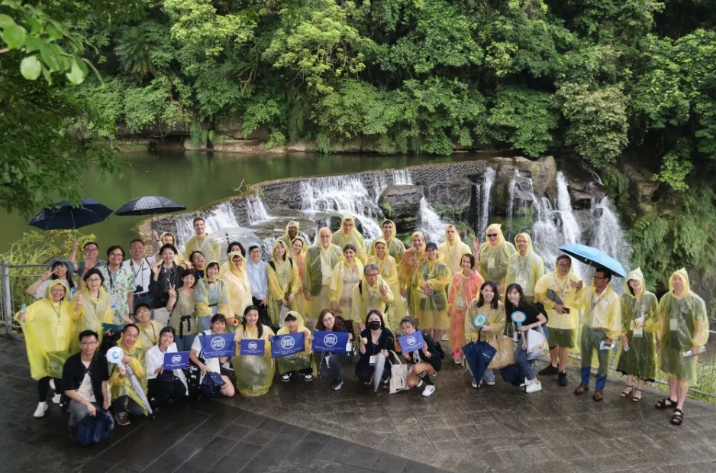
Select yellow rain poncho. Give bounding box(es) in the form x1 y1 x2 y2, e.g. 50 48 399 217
289 236 309 317
137 320 164 358
351 273 395 327
221 252 253 319
368 219 406 262
267 240 300 328
276 311 314 375
329 257 364 319
332 215 368 264
157 231 185 266
72 286 114 353
278 221 303 254
438 225 473 275
367 238 405 327
185 233 220 266
465 299 506 343
196 268 232 329
108 334 148 415
478 224 516 285
534 258 584 349
658 269 709 386
616 268 659 381
504 233 545 301
412 257 451 330
15 280 80 379
232 323 275 396
574 279 622 376
400 231 426 317
304 230 342 319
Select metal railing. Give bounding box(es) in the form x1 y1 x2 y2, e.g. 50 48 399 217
1 261 49 338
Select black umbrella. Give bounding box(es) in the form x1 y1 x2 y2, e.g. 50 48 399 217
114 196 185 216
29 198 113 233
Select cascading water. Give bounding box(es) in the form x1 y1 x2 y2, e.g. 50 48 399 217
478 167 496 237
592 197 631 266
246 195 270 223
419 198 448 243
175 202 240 246
556 172 581 246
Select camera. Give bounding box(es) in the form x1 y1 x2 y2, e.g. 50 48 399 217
134 285 144 293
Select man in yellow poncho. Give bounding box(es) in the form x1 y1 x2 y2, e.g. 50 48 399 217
277 221 302 254
367 238 405 328
504 233 544 303
368 219 406 262
476 223 515 291
276 311 314 382
572 267 622 402
401 231 426 317
304 227 343 320
534 255 584 386
15 280 81 418
351 264 395 328
655 269 709 426
438 224 472 275
332 215 368 264
184 217 220 264
108 324 147 425
413 242 451 341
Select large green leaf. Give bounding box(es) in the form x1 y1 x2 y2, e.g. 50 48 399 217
20 55 42 80
65 59 85 85
1 23 26 49
0 13 16 28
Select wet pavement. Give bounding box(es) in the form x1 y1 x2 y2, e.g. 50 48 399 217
2 335 716 473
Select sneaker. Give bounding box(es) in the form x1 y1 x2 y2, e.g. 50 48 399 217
51 393 61 404
558 371 568 387
453 355 462 365
525 379 542 394
49 379 55 390
441 331 450 341
281 373 292 382
114 412 130 426
422 385 436 397
485 379 496 386
417 380 424 389
520 377 528 388
471 380 478 389
331 380 343 391
33 402 48 418
303 374 313 382
538 365 559 376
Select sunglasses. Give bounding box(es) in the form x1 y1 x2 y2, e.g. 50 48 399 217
487 234 498 237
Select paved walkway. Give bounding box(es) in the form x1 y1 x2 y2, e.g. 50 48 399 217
2 336 716 473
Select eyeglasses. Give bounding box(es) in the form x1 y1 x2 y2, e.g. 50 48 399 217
366 273 379 277
86 278 102 283
80 341 98 346
487 234 498 237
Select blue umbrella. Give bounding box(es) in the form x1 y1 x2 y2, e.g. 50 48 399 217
559 243 627 278
114 195 185 216
28 198 113 234
462 340 497 386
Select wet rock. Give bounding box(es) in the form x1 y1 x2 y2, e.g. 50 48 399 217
378 185 424 233
425 178 472 220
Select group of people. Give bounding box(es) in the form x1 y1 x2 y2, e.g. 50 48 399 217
15 214 709 440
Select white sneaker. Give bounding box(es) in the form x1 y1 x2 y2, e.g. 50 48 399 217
471 380 478 389
52 393 61 404
417 380 424 389
520 377 528 388
49 379 55 390
422 385 436 397
485 379 496 386
453 355 462 365
441 331 450 341
34 402 48 418
525 379 542 394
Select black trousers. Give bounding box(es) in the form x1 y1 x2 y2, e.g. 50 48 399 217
148 378 187 407
38 377 62 402
252 297 274 331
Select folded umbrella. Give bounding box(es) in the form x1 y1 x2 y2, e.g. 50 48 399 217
115 196 185 216
559 243 627 278
29 198 113 231
462 338 497 386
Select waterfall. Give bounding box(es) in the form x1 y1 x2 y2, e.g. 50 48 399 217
556 172 581 245
419 198 448 244
246 195 270 223
478 167 496 237
507 170 520 229
591 197 631 268
392 169 412 185
175 202 241 247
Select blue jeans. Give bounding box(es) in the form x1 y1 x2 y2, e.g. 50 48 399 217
515 338 536 381
470 367 495 384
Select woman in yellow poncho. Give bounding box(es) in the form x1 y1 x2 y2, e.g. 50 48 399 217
196 262 233 331
615 268 658 402
400 231 426 317
332 215 367 264
232 305 275 397
504 233 544 303
476 223 515 290
438 224 473 274
447 254 484 364
72 268 114 354
413 242 451 340
367 238 405 328
219 242 245 278
655 269 709 425
276 311 314 382
278 221 303 254
16 280 81 418
220 252 253 322
289 236 308 317
465 281 506 387
368 219 406 262
329 244 364 318
351 264 395 329
267 240 300 329
304 227 343 320
108 324 147 424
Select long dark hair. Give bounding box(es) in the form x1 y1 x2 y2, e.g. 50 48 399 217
52 260 76 289
477 281 500 310
242 305 264 339
503 283 525 316
364 309 386 330
316 309 345 331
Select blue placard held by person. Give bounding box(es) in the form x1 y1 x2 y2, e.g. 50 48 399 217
313 330 349 354
398 331 425 353
271 332 305 358
240 339 265 356
200 333 236 358
163 351 189 370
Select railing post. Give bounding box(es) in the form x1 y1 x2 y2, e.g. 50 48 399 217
1 261 12 336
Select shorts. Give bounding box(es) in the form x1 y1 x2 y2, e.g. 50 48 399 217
547 327 576 349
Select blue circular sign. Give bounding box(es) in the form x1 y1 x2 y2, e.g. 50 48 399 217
511 311 527 324
473 313 487 327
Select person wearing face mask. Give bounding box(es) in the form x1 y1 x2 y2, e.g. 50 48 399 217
196 262 233 330
438 225 472 275
368 220 406 262
398 316 441 397
401 231 426 317
447 254 484 364
98 245 136 326
572 268 622 402
278 221 303 254
504 284 548 393
166 269 199 351
108 324 147 426
304 228 343 320
16 280 82 418
356 310 395 393
27 259 75 299
655 269 709 426
232 306 275 397
465 281 506 388
149 244 185 326
315 309 354 391
475 224 515 294
504 233 544 304
332 215 368 264
367 238 405 328
267 240 300 329
330 245 364 320
351 264 394 330
221 252 252 324
413 242 451 342
73 268 115 353
145 327 188 407
135 304 164 360
123 239 155 311
277 312 314 382
616 268 658 403
534 255 584 386
190 314 236 398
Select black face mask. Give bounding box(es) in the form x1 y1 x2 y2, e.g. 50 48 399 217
368 321 381 330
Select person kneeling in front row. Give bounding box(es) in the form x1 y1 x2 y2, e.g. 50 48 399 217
398 316 441 397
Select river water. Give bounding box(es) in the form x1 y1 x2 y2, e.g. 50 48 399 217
0 151 473 252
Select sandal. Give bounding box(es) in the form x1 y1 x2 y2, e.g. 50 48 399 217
620 384 634 398
631 388 642 403
671 408 684 426
656 397 676 409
